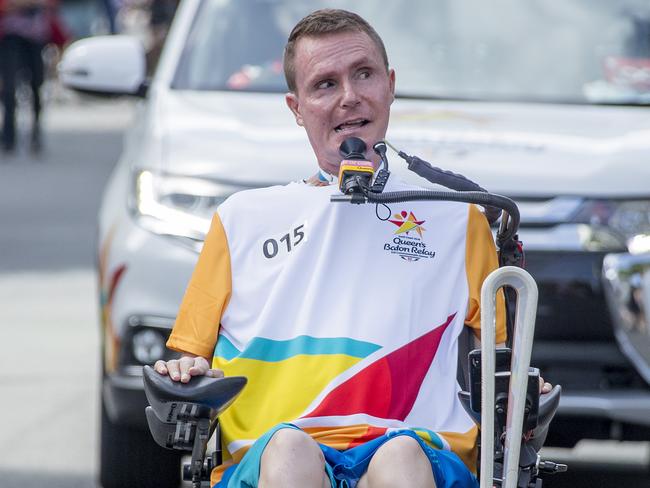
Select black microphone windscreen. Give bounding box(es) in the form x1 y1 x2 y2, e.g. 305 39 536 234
339 137 367 160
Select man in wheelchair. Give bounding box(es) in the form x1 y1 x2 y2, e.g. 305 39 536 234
152 9 555 488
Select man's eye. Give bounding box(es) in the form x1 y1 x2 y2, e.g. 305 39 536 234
358 70 371 80
316 80 334 89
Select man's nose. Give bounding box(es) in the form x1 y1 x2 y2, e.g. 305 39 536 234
340 81 361 108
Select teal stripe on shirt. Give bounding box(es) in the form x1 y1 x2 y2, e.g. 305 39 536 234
214 335 381 362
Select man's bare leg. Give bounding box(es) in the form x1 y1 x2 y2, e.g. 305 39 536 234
357 435 437 488
258 428 331 488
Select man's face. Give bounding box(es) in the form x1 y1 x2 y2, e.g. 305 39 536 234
286 30 395 176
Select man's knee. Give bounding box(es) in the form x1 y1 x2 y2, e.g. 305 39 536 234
260 428 327 485
265 428 324 459
375 435 428 464
363 435 435 487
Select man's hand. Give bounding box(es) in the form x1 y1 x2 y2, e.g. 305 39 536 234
540 377 552 394
154 355 224 383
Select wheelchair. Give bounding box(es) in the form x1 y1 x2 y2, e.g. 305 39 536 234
143 139 569 487
143 269 565 488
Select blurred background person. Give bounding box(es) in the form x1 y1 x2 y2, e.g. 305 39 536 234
583 11 650 103
100 0 118 34
0 0 67 154
146 0 177 73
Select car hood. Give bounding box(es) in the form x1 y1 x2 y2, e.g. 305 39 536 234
154 90 650 197
154 90 312 186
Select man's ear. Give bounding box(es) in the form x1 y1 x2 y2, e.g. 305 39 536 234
285 92 303 126
388 69 396 104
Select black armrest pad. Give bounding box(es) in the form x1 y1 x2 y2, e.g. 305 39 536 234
537 385 562 430
143 365 247 422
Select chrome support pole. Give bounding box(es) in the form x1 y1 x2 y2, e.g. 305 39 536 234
498 210 511 239
480 266 539 488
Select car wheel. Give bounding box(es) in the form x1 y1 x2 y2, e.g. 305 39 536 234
99 400 182 488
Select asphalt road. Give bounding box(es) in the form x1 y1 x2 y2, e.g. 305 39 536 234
0 96 133 272
0 95 649 488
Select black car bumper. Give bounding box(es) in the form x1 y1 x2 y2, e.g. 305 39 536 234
103 368 148 429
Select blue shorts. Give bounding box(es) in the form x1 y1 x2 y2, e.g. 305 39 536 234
214 423 478 488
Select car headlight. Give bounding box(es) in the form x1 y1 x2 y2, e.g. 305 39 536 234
132 170 239 243
120 317 180 371
132 328 166 364
571 199 650 253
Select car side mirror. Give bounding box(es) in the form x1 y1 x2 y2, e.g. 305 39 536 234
58 35 147 97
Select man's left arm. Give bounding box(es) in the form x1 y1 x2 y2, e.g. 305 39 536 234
463 204 551 393
464 204 506 343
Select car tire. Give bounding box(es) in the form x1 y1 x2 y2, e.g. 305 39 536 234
99 400 182 488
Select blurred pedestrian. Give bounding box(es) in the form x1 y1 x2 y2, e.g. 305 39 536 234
100 0 118 34
0 0 67 154
146 0 177 74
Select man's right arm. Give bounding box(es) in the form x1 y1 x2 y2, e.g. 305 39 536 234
158 213 232 383
154 354 224 383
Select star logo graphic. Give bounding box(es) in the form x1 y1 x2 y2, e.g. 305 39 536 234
389 211 426 238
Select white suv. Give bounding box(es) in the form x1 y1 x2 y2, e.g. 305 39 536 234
59 1 650 487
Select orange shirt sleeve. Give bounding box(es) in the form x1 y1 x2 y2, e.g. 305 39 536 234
167 213 232 358
464 204 507 344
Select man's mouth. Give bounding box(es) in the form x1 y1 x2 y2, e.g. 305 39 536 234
334 119 369 133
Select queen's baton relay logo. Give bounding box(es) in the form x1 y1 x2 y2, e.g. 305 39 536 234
383 210 436 261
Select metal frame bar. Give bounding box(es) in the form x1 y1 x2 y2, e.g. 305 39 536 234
480 266 539 488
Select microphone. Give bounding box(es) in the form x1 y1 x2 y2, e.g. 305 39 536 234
337 137 374 199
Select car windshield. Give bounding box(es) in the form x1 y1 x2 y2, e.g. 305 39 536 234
173 0 650 105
